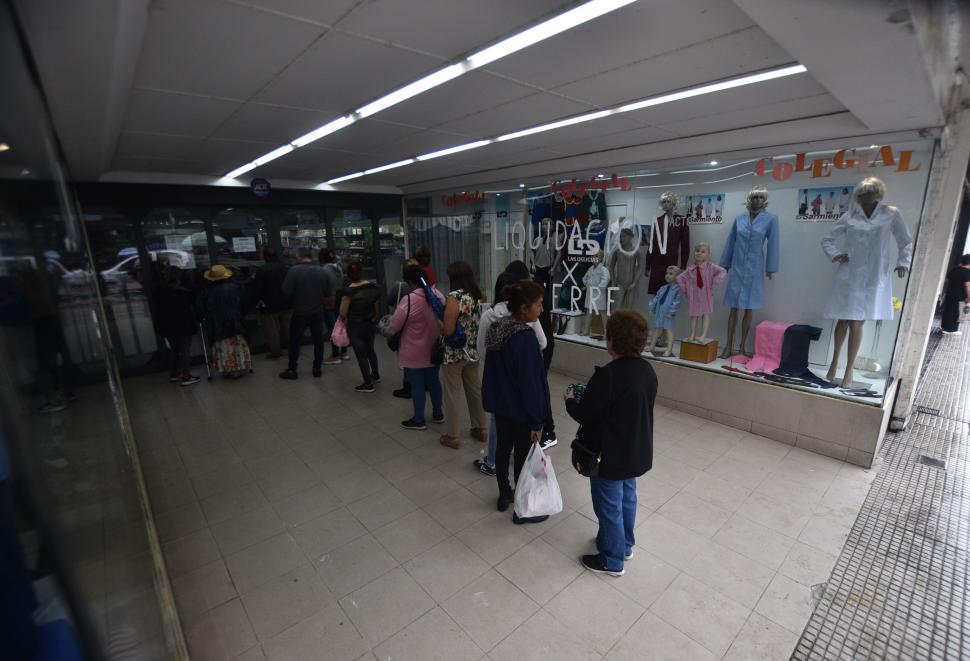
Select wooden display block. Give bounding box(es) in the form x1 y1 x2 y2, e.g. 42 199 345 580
680 339 719 364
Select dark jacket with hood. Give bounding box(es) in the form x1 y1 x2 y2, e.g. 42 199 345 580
252 261 291 313
482 316 550 431
566 356 657 480
196 279 247 343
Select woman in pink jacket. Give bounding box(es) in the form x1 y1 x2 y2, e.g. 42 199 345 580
390 265 446 430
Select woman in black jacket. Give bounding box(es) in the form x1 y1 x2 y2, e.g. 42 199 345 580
154 264 199 385
565 309 657 577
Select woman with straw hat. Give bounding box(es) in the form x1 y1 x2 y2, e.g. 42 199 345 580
196 264 251 379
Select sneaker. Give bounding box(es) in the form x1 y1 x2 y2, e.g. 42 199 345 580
38 402 67 414
324 357 341 365
497 493 511 512
393 387 411 399
312 367 322 378
355 383 375 393
625 548 635 561
581 554 624 577
439 435 460 449
180 376 201 386
432 413 445 424
341 354 352 361
474 459 496 477
942 330 963 336
512 513 549 525
539 432 558 450
401 418 427 431
168 374 181 382
279 370 298 380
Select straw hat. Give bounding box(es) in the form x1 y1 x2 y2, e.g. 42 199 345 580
204 264 232 282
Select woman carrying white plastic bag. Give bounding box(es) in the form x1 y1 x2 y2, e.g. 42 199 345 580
514 444 563 519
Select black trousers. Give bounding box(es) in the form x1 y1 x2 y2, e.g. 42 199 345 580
542 337 555 434
166 334 192 376
348 320 380 384
942 295 962 332
288 312 324 371
495 415 534 497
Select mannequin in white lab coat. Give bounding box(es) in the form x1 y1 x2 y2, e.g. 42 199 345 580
822 177 912 387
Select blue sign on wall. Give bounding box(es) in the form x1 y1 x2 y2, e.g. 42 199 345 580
251 178 271 199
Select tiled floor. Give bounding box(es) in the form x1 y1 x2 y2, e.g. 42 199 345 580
126 343 877 660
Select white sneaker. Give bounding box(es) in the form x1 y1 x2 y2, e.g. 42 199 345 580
942 330 963 336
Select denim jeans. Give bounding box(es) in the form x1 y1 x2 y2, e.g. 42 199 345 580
322 308 347 358
288 312 324 371
403 366 442 424
589 476 637 571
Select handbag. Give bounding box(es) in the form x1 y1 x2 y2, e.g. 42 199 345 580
570 432 601 477
379 283 405 338
386 293 410 352
430 337 445 366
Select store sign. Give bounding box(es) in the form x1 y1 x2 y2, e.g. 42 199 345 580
232 236 257 252
755 145 922 182
441 191 485 207
551 173 629 196
250 178 271 198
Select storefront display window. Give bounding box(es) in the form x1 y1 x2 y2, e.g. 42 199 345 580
279 208 327 262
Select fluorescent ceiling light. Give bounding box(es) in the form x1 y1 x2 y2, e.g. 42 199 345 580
497 109 614 142
467 0 638 68
322 63 807 185
364 159 414 175
619 64 807 113
327 172 365 184
225 144 295 179
416 140 491 161
0 142 9 152
292 116 355 147
709 160 718 165
357 64 467 118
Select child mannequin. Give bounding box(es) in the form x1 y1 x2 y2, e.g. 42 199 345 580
580 250 611 337
676 243 727 343
646 265 683 356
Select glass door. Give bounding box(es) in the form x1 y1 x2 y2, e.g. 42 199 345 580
332 208 376 280
279 208 328 264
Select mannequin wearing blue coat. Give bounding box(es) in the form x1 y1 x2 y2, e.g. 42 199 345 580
718 189 779 357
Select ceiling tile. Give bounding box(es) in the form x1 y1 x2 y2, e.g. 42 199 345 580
377 71 537 128
363 128 476 162
306 118 420 153
483 0 757 89
210 103 341 143
134 0 324 98
337 0 574 60
122 89 243 138
114 131 204 161
435 91 595 137
552 29 792 108
233 0 362 25
659 92 846 136
254 31 442 112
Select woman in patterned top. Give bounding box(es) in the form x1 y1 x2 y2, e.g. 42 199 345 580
439 261 489 449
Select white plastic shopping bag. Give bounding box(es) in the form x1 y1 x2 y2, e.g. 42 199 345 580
514 443 564 518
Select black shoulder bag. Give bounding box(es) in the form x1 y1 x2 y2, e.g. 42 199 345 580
569 367 611 477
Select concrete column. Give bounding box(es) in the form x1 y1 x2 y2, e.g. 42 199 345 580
891 107 970 428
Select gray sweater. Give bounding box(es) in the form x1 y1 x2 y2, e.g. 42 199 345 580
282 262 332 316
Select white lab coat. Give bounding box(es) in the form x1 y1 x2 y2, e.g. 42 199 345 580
583 264 611 313
821 203 913 321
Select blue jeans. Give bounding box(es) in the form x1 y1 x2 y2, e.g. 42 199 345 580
322 308 347 357
403 366 443 424
589 476 637 571
485 415 497 467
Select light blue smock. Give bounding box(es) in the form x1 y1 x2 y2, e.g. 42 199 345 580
719 211 780 310
647 283 683 330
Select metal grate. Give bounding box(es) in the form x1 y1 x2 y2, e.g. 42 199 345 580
792 330 970 660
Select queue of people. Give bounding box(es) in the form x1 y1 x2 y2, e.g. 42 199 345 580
154 245 657 579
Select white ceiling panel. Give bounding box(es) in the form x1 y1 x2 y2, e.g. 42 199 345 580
530 124 677 157
552 28 792 108
435 91 595 137
479 113 642 153
308 118 420 154
114 131 203 161
336 0 575 60
376 71 537 129
210 102 343 144
111 156 210 174
254 30 442 112
183 138 277 174
133 0 324 98
363 128 476 162
122 89 243 137
659 93 847 136
482 0 756 89
235 0 362 26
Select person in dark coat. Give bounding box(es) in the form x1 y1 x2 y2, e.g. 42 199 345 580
565 309 657 577
197 265 251 379
251 248 291 358
482 279 551 524
155 264 199 385
941 254 970 335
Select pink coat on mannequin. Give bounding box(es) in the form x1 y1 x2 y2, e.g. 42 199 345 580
676 261 727 316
